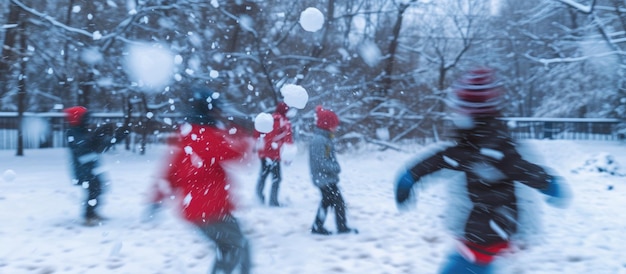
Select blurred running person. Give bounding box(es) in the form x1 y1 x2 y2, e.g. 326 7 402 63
148 87 254 274
394 67 571 274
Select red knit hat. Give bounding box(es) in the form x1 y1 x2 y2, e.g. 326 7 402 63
64 106 89 126
315 105 339 131
276 102 289 116
447 67 505 116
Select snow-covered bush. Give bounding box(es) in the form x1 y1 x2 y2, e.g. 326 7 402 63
572 152 624 176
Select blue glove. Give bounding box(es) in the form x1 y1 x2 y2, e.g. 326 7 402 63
540 176 572 209
395 171 416 210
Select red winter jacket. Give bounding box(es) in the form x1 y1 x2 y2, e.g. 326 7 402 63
160 123 251 224
254 113 293 160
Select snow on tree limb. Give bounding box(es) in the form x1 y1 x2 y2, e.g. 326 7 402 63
10 0 93 37
556 0 595 13
524 51 626 66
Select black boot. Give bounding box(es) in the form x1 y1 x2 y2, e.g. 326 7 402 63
311 205 331 235
337 227 359 234
311 224 332 235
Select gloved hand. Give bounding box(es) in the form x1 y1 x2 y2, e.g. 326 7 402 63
540 176 572 209
395 171 416 211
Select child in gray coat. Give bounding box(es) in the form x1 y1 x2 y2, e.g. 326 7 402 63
309 105 357 235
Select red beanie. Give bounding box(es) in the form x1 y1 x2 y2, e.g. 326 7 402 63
448 67 504 116
276 102 289 116
315 105 339 131
64 106 88 126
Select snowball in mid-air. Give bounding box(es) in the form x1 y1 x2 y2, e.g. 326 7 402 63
81 47 103 65
280 84 308 109
299 7 324 32
2 169 16 182
358 41 382 67
254 113 274 133
125 43 175 92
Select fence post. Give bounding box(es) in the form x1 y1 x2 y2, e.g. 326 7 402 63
543 121 553 139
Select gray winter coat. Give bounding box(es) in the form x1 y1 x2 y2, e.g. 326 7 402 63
309 127 341 187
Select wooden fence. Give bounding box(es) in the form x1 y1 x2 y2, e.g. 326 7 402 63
0 112 622 150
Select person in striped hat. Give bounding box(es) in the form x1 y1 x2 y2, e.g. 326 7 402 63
394 67 571 273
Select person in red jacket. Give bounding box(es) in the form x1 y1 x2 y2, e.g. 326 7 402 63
149 87 253 274
254 101 294 206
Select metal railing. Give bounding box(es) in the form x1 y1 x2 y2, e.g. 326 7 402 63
0 112 622 150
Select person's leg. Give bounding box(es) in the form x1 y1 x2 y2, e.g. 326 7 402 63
439 251 493 274
311 186 332 235
256 158 271 203
198 215 251 274
327 184 357 233
439 240 508 274
268 161 281 206
84 177 103 221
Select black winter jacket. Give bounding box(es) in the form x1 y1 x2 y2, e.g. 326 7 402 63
407 118 552 245
67 124 129 184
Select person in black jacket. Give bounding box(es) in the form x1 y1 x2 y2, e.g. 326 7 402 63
64 106 130 226
394 68 571 274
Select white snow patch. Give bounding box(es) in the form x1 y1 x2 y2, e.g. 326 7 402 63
572 152 624 176
480 148 504 160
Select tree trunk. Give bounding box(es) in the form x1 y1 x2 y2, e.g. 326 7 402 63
0 1 21 98
16 20 27 156
296 0 335 86
381 3 410 96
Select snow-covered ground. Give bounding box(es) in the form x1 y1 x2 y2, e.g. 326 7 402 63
1 139 625 274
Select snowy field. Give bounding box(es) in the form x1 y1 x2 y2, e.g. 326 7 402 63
1 139 626 274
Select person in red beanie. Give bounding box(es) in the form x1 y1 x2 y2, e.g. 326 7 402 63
254 101 294 206
64 106 130 226
393 67 571 273
308 105 357 235
147 87 253 274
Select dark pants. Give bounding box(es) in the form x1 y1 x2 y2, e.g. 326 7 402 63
313 184 349 231
82 176 103 219
197 215 251 274
256 158 281 206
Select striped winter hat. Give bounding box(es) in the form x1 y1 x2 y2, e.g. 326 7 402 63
447 67 505 116
64 106 89 126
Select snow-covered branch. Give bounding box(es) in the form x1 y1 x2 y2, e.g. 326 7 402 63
555 0 595 13
12 0 182 43
525 51 626 66
11 0 93 38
